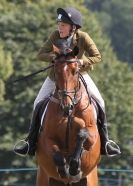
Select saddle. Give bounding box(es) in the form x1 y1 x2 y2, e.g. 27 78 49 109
37 97 50 123
91 97 111 154
31 97 50 136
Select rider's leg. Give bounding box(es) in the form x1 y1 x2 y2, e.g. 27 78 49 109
14 77 56 156
34 77 56 109
82 72 121 157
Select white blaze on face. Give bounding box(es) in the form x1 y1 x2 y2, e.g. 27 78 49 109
64 64 67 71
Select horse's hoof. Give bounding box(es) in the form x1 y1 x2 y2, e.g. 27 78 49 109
69 171 83 183
57 165 69 178
69 159 81 176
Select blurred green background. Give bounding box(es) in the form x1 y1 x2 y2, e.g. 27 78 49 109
0 0 133 185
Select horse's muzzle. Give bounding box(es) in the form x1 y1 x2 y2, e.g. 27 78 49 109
61 104 74 117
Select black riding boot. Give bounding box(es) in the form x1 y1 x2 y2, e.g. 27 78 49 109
13 101 43 157
97 103 121 157
99 123 121 157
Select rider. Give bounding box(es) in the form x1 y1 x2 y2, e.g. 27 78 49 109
14 7 121 157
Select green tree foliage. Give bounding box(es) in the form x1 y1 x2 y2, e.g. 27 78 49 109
84 0 133 64
0 0 133 185
0 43 13 102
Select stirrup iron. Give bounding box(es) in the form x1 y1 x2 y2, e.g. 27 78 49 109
105 140 121 157
13 139 29 157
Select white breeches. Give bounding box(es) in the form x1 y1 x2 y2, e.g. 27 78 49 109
34 72 105 110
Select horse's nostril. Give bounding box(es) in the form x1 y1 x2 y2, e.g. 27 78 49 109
70 104 74 110
61 104 74 117
66 104 73 111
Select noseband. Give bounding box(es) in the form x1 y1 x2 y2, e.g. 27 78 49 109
58 80 81 106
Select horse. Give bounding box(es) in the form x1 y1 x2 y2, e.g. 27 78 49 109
36 46 101 186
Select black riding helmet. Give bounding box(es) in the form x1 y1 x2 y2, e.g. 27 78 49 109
57 7 82 29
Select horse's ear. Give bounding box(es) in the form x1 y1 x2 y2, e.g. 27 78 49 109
53 44 61 54
73 46 79 56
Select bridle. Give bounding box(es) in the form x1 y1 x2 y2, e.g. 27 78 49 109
57 80 82 116
54 58 82 117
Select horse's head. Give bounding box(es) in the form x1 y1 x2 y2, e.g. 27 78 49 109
54 46 80 117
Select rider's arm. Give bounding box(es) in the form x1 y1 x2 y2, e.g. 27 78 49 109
37 31 58 62
81 33 101 70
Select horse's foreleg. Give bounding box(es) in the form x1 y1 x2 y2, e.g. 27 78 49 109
86 166 98 186
69 128 89 176
45 139 69 179
53 150 69 178
36 166 49 186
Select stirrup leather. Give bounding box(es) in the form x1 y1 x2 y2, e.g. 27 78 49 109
13 139 29 157
105 140 121 157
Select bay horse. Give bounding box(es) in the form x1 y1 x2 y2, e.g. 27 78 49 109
36 47 101 186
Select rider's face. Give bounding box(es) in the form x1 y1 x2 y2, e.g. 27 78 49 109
57 22 72 38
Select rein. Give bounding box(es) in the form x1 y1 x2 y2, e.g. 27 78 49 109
63 73 91 152
79 72 91 104
65 59 80 63
12 64 54 83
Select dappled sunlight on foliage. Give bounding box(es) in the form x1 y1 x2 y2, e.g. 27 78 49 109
0 0 132 185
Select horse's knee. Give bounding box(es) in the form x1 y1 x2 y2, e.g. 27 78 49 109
53 151 66 166
79 128 96 150
78 128 89 140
